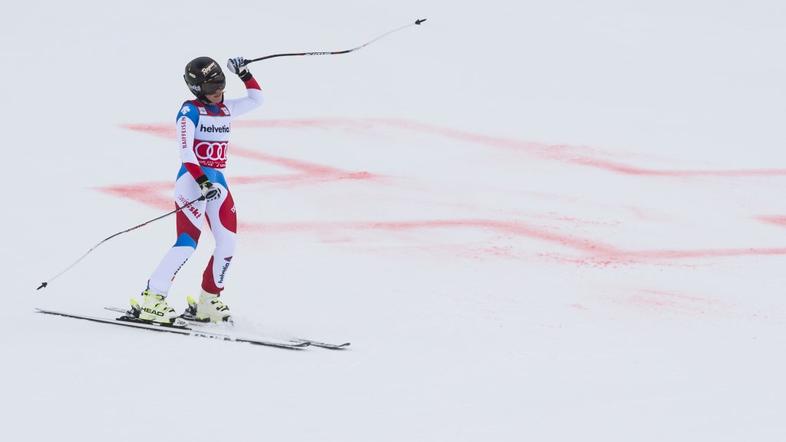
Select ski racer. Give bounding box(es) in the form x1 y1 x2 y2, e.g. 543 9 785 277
136 56 263 324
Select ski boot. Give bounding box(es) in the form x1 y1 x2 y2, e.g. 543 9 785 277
136 290 179 324
182 290 232 324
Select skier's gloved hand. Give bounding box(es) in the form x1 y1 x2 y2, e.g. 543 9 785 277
199 181 221 201
227 57 252 81
196 175 222 201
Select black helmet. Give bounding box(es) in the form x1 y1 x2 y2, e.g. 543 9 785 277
184 56 226 97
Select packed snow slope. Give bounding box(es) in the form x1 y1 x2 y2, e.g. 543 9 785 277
3 1 786 440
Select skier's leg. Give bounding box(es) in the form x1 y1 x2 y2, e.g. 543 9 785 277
142 171 206 322
197 175 236 322
202 182 237 295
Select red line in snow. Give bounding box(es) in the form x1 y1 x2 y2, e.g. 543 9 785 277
94 182 786 264
115 118 786 264
367 118 786 177
94 169 377 212
238 219 786 263
576 246 786 266
627 247 786 259
122 123 172 138
636 288 718 303
619 288 725 315
121 122 377 180
229 146 345 176
238 219 620 255
125 118 786 178
96 182 172 210
569 157 786 177
756 215 786 227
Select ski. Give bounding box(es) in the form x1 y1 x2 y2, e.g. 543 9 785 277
36 308 309 350
288 339 351 350
104 306 351 350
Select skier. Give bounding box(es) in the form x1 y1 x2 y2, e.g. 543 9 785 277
136 56 263 324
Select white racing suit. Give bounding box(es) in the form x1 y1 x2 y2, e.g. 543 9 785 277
147 76 263 296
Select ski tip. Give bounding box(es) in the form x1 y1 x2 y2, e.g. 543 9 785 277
415 18 427 25
257 340 310 350
36 282 48 290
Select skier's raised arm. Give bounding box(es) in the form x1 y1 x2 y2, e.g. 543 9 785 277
224 57 263 117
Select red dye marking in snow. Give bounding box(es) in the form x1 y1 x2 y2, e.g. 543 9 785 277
756 215 786 227
229 146 346 176
128 118 786 178
638 289 718 303
571 246 786 267
623 289 723 315
123 122 338 174
228 172 378 188
241 216 786 262
96 182 172 210
122 123 172 138
121 122 377 181
341 171 375 180
239 219 620 255
363 118 786 178
568 156 786 177
96 180 786 264
96 169 377 211
624 247 786 260
234 218 786 264
116 118 786 265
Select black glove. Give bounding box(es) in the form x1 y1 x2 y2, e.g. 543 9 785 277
196 175 222 201
227 57 252 81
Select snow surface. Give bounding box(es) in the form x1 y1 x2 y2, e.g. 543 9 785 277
4 0 786 440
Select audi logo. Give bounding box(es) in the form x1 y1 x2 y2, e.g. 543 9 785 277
194 141 228 161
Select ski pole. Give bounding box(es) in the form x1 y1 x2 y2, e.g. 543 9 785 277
243 18 427 65
36 196 205 291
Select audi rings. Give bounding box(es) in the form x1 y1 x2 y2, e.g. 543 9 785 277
195 141 228 161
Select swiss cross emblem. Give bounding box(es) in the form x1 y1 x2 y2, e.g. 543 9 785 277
180 106 190 115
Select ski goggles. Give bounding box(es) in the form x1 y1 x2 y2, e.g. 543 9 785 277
201 77 226 95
